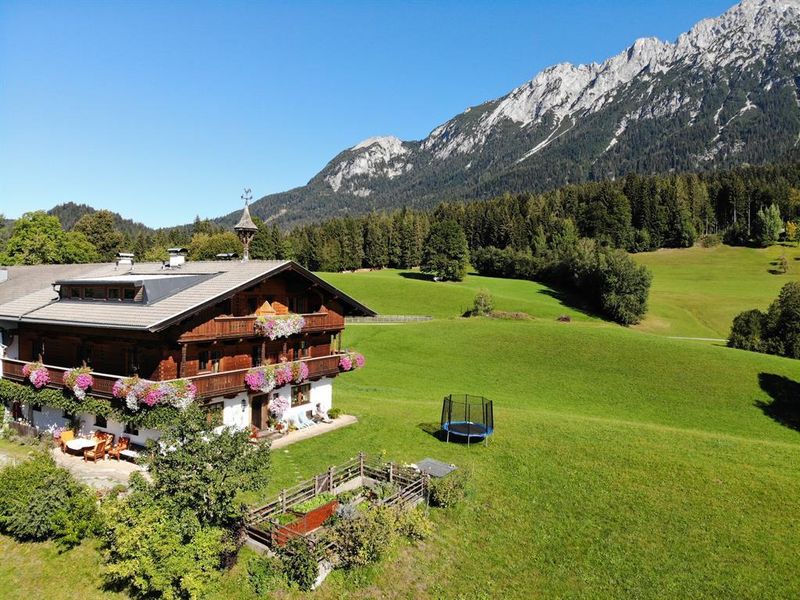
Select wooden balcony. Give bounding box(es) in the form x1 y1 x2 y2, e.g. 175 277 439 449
180 311 344 342
1 354 345 402
1 358 120 398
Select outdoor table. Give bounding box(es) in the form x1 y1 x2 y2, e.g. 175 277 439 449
119 449 140 461
65 438 97 452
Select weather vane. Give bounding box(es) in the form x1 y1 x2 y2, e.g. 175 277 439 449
241 187 252 206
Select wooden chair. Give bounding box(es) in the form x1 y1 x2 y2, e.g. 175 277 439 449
59 430 75 453
83 439 107 463
107 437 130 461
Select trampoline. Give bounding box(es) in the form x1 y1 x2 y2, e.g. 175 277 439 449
440 394 494 446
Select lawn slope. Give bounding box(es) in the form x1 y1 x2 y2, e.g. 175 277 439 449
633 244 800 338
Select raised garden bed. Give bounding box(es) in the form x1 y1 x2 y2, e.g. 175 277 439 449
246 453 429 553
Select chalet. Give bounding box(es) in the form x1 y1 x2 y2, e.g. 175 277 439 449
0 248 374 445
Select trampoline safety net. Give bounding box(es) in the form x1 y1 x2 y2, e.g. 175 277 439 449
440 394 494 443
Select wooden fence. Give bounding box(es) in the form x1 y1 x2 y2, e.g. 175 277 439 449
345 315 432 324
246 453 429 554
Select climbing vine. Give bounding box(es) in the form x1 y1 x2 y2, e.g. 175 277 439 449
0 378 182 430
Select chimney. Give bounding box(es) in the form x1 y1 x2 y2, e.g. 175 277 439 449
116 252 135 269
167 247 187 268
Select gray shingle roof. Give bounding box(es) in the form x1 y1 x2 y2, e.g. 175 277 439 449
0 260 375 331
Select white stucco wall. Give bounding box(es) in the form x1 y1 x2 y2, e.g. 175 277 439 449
26 406 160 446
221 392 250 430
282 377 333 423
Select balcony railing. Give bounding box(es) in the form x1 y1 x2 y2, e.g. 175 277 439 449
180 311 344 342
1 358 120 397
1 354 346 401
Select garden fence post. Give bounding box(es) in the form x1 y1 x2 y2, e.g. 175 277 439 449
359 452 364 477
314 474 319 494
328 466 334 492
280 489 286 513
389 462 394 484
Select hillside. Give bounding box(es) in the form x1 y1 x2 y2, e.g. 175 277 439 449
3 252 800 598
47 203 154 236
218 0 800 228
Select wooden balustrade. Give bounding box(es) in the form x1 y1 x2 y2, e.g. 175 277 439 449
1 358 120 398
180 311 344 342
1 354 346 401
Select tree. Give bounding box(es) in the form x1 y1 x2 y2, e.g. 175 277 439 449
786 220 799 246
363 213 389 268
73 210 125 261
421 220 469 281
140 405 271 530
62 231 100 263
188 232 242 260
594 249 652 325
1 211 98 265
728 309 767 352
753 204 782 247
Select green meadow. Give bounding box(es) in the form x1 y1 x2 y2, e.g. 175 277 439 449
3 246 800 598
633 244 800 339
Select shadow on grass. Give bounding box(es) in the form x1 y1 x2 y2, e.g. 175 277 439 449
756 373 800 432
399 271 433 281
418 421 487 445
536 287 601 320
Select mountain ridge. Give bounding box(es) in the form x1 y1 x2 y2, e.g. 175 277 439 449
219 0 800 227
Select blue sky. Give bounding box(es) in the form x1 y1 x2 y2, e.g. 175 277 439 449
0 0 734 228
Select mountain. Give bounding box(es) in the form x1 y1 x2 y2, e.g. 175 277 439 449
220 0 800 228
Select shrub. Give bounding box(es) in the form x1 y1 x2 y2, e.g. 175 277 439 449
330 505 397 569
728 309 767 352
395 507 433 541
0 451 97 547
428 469 470 508
698 233 721 247
471 289 494 316
100 487 232 600
279 537 318 591
327 407 342 419
247 554 287 595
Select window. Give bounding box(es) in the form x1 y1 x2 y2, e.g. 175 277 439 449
247 297 258 314
123 288 136 301
251 345 262 367
107 288 120 300
95 414 107 428
84 287 96 299
124 422 139 436
289 297 307 314
70 287 81 299
291 383 311 407
211 351 221 373
198 351 209 372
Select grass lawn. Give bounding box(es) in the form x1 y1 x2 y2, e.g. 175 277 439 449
5 248 800 598
632 244 800 338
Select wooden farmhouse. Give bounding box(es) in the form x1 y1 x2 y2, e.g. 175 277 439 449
0 245 374 444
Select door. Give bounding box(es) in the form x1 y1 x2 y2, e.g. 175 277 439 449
251 395 266 430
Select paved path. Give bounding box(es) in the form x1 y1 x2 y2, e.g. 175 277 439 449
270 415 358 450
668 336 727 342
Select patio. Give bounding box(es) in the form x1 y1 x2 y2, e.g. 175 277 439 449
51 446 145 489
